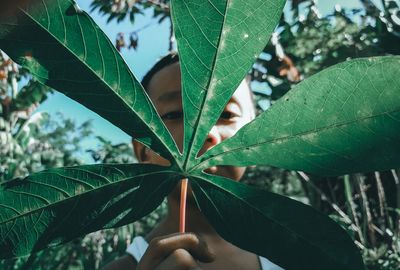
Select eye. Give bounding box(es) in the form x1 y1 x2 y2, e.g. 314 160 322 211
220 110 238 120
161 111 183 120
219 102 242 121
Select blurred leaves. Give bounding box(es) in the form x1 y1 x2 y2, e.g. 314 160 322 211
87 136 136 164
10 81 51 112
0 53 83 182
251 0 400 107
90 0 169 24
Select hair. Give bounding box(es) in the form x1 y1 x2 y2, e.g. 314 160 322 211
141 52 179 92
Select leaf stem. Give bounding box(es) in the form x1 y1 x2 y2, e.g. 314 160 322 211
179 178 188 233
391 169 400 237
297 172 353 225
356 174 376 246
374 171 391 230
344 174 365 245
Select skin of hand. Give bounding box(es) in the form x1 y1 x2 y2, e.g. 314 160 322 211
136 233 215 270
101 61 256 270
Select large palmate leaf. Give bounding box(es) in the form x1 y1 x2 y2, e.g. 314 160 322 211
170 0 286 168
196 56 400 176
0 0 369 267
191 173 364 270
0 163 178 258
0 0 180 163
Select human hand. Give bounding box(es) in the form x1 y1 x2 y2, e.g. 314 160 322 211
136 233 216 270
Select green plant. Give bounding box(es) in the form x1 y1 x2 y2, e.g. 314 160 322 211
0 0 399 269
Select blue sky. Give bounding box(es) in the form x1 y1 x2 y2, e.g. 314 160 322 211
34 0 382 161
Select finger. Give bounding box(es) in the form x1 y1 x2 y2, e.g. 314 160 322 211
154 233 215 262
140 233 215 269
154 248 201 270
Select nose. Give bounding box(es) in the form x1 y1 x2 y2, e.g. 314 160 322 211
206 125 221 145
198 125 221 157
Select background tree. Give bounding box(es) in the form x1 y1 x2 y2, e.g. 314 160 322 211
0 51 95 184
90 0 173 51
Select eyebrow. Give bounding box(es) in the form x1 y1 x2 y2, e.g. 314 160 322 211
156 90 182 102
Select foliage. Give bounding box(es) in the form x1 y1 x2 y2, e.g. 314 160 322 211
90 0 170 24
252 0 400 102
0 0 399 269
90 0 172 51
249 2 400 269
88 136 136 164
0 52 92 182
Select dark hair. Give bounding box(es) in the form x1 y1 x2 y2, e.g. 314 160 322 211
141 52 179 91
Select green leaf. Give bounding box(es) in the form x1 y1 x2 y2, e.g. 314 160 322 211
10 80 50 111
0 0 181 164
0 0 377 268
191 173 365 270
196 56 400 176
0 163 178 258
170 0 286 169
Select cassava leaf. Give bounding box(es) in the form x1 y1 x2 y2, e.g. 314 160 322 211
170 0 286 169
0 0 181 164
0 0 376 268
195 56 400 176
0 163 179 258
191 173 365 270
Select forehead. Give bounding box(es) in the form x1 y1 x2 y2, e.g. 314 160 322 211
147 62 181 102
146 61 253 111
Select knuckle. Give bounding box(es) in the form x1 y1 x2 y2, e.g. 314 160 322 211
185 233 199 246
149 236 164 251
172 249 194 267
172 248 189 257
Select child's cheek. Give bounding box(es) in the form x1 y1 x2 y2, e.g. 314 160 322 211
146 150 171 167
218 123 240 141
164 120 185 152
217 165 246 181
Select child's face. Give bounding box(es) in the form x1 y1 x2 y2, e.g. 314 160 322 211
134 61 255 181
